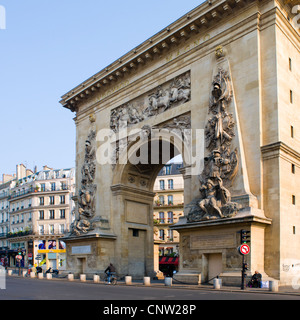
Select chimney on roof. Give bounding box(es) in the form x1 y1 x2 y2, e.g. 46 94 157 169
16 164 27 180
43 165 53 171
2 174 15 183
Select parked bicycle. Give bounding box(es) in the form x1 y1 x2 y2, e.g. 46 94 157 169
104 272 117 285
46 267 59 275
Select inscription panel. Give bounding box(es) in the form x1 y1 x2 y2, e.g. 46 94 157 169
190 234 235 250
71 245 91 255
126 200 149 225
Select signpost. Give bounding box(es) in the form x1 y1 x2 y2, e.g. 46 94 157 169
238 230 251 290
238 244 250 255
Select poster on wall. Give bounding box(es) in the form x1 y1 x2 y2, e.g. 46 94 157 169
38 240 46 250
48 240 57 250
59 241 66 250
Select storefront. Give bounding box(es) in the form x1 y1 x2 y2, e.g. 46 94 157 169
35 239 66 270
159 256 179 277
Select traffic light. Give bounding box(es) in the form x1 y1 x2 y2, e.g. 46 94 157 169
240 229 250 244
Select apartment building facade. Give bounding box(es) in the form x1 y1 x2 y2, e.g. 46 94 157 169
153 162 184 275
0 164 75 270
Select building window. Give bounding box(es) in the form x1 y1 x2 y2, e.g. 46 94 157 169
159 212 165 224
168 195 173 205
39 197 44 206
290 90 293 104
167 229 173 241
291 126 294 138
61 182 67 190
159 229 165 240
51 182 56 191
132 229 139 237
292 195 296 205
293 226 296 235
60 209 66 219
39 210 44 220
41 184 45 192
59 224 65 234
159 180 165 190
39 225 44 235
49 196 55 205
289 58 292 71
167 211 173 224
168 179 173 189
60 195 65 204
49 210 55 219
49 225 54 234
292 164 295 174
159 195 164 205
165 165 171 175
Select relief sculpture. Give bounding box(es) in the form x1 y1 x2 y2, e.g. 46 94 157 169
187 68 240 222
110 72 191 133
71 129 97 236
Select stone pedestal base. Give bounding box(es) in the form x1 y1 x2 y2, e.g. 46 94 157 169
172 207 273 286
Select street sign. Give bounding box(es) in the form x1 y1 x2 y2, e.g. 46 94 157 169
238 244 250 255
35 255 42 260
16 255 22 260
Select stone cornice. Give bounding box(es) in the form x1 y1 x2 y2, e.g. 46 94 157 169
59 0 256 112
59 0 299 113
111 184 155 198
261 141 300 163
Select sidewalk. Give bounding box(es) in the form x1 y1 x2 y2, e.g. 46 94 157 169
124 278 300 296
8 271 300 297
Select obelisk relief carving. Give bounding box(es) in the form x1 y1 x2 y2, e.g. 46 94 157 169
187 61 242 222
71 124 97 236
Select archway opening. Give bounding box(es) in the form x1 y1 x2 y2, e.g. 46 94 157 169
112 135 187 279
152 154 183 279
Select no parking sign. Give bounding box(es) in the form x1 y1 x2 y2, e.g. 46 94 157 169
238 244 250 255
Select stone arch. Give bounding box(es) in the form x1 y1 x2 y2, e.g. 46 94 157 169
110 130 190 278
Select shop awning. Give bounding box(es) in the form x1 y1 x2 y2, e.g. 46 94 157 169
159 256 179 265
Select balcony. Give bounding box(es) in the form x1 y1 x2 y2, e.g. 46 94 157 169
6 229 69 239
154 200 184 208
9 185 71 200
7 230 33 238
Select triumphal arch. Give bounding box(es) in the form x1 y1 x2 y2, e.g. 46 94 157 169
60 0 300 286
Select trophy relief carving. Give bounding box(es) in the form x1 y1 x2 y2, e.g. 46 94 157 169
71 129 97 235
187 68 240 223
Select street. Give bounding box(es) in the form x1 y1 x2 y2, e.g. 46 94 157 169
1 276 299 301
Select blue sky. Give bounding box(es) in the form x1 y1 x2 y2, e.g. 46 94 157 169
0 0 204 178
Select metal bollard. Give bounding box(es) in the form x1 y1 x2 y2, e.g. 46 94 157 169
46 273 52 280
94 274 100 283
